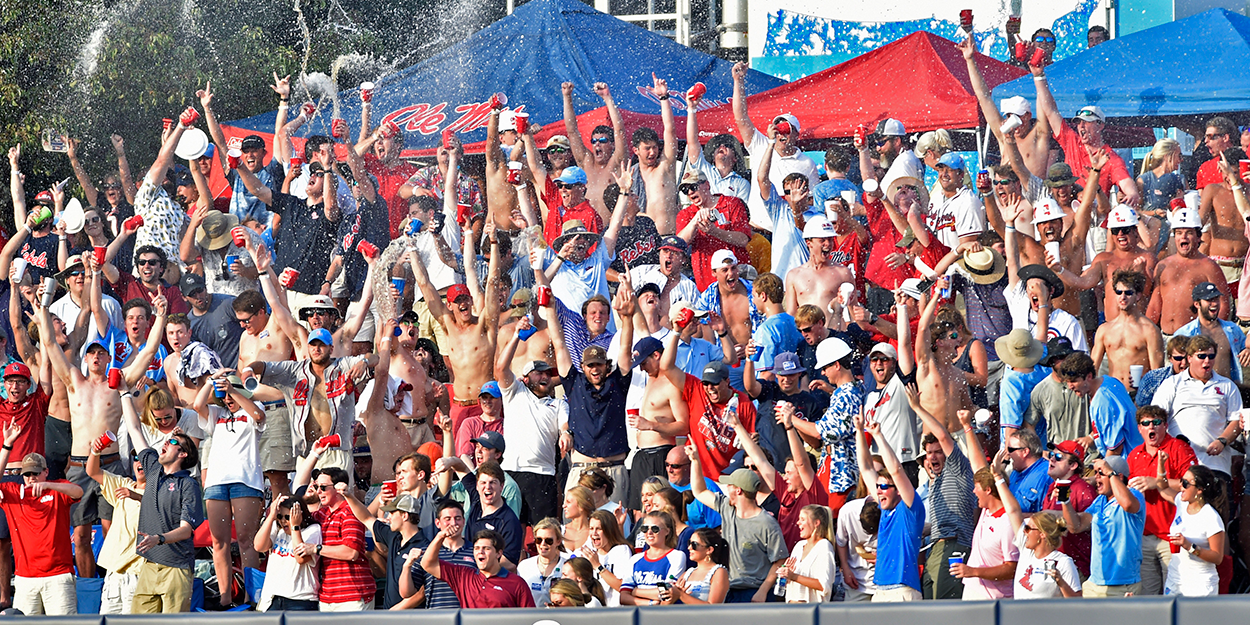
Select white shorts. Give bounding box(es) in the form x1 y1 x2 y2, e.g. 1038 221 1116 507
101 570 139 615
15 572 77 615
318 599 374 611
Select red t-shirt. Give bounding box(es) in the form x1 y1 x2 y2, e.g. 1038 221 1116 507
0 481 75 577
109 272 190 317
1196 158 1223 190
362 153 419 239
1041 475 1097 577
0 387 49 464
682 375 756 479
1055 123 1131 195
772 470 826 550
865 312 921 349
440 561 536 608
312 501 375 603
830 231 868 292
1127 436 1198 538
677 195 751 290
542 199 604 247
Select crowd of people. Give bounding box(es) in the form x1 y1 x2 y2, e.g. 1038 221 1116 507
3 22 1250 616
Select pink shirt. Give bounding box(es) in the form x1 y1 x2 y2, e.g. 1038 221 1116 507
963 507 1019 599
1237 220 1250 318
455 416 505 458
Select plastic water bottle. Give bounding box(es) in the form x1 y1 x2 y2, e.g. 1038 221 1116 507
773 574 787 597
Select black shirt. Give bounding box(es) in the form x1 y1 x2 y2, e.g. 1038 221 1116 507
611 215 659 273
373 519 429 609
18 234 58 281
136 447 203 569
562 366 632 458
269 192 340 295
189 293 243 367
752 381 827 464
457 473 524 565
335 194 391 301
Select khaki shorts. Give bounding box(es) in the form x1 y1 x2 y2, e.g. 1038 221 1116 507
132 560 193 613
871 585 921 602
1081 579 1140 598
14 573 77 615
260 404 296 472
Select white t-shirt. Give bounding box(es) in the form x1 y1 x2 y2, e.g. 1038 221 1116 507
259 524 322 610
499 377 568 475
517 552 570 607
1004 281 1089 352
1164 494 1224 596
131 408 206 475
201 404 264 491
925 186 986 250
834 497 877 593
600 543 635 607
864 374 921 463
744 129 820 231
50 292 122 340
784 538 836 603
1011 526 1081 599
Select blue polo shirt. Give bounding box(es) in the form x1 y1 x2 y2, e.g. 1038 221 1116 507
459 473 524 565
751 312 803 373
1009 457 1053 513
999 366 1050 431
1089 490 1146 586
670 479 723 529
562 366 631 459
674 336 724 377
875 496 925 591
1091 376 1143 456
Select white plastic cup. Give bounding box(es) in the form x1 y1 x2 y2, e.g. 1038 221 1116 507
12 257 28 284
862 179 880 195
40 277 55 308
1184 190 1201 211
840 190 857 205
1130 365 1144 387
1044 241 1061 263
1000 114 1023 134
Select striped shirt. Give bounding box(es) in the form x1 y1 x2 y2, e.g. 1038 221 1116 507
409 541 475 609
926 445 976 547
695 278 766 332
554 298 614 370
312 502 375 603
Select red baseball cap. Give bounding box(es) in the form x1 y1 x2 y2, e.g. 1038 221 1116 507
445 284 471 303
3 363 31 381
1050 440 1085 464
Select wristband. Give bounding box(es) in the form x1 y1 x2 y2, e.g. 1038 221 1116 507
1033 76 1047 82
1 445 11 451
658 94 670 100
717 331 729 338
994 478 1006 485
1004 226 1016 232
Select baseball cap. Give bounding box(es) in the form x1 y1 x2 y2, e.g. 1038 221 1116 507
382 493 419 513
899 277 925 300
720 467 761 493
179 272 207 296
634 280 661 298
876 118 906 136
936 152 965 171
710 249 738 271
1102 454 1130 477
240 135 266 151
1192 281 1221 301
1073 106 1106 123
554 166 588 186
999 96 1032 117
445 284 471 303
658 235 690 255
701 361 730 384
1049 440 1086 465
802 216 836 239
545 135 572 151
520 361 554 376
582 345 608 366
895 227 917 249
479 381 502 398
679 169 709 188
2 362 30 381
772 352 805 375
1040 336 1075 368
21 453 46 475
308 328 333 346
773 114 801 135
869 343 898 360
814 337 852 370
632 337 664 366
472 431 506 452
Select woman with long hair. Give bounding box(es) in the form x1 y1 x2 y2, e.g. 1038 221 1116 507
562 486 595 551
652 487 694 556
578 468 629 530
1137 137 1183 252
629 476 667 548
547 578 589 607
779 504 837 602
519 518 570 606
579 509 634 606
135 388 204 470
671 528 729 604
1158 463 1227 596
560 557 606 606
619 510 686 605
64 207 110 271
991 455 1080 598
254 495 322 611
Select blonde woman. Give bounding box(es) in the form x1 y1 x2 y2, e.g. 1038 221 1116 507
518 518 571 606
560 557 606 606
779 505 837 602
547 578 589 607
562 486 595 551
1137 138 1184 212
630 476 667 549
619 510 686 605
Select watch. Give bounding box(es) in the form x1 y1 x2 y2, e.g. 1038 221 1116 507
157 534 166 545
1188 543 1200 555
316 544 324 556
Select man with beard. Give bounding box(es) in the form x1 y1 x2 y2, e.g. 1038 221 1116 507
685 89 750 203
628 236 699 318
101 245 190 316
961 35 1052 178
631 74 681 235
1147 207 1229 336
1090 270 1164 392
784 217 854 322
561 82 628 220
1056 352 1142 457
1053 205 1159 320
676 169 750 290
1126 405 1199 595
178 273 242 368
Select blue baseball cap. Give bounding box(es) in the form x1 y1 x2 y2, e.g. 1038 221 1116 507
553 166 588 186
936 152 966 171
772 352 805 375
308 328 333 346
479 381 502 398
632 337 664 367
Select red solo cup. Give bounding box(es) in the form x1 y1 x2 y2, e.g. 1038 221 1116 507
93 246 107 266
488 92 507 110
960 9 973 29
442 128 455 150
107 368 122 390
1169 197 1186 210
1029 47 1046 67
357 239 378 259
162 118 174 131
318 433 342 448
279 267 300 288
123 215 144 230
1169 534 1181 554
290 155 304 168
1015 41 1027 62
514 112 530 135
677 308 695 329
230 226 249 248
506 163 523 186
535 285 552 306
382 480 398 498
775 120 792 135
300 102 316 118
331 118 348 139
381 120 400 138
360 81 374 103
853 124 867 149
179 106 200 127
1239 160 1249 179
227 148 243 170
93 430 117 451
686 82 707 102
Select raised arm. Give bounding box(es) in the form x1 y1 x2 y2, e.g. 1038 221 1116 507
562 82 590 166
234 158 276 207
1032 64 1065 141
778 403 816 490
958 409 988 472
905 384 955 456
122 296 167 386
111 135 137 204
65 139 99 208
684 440 718 508
250 243 307 352
8 145 26 227
654 73 678 165
34 301 76 390
657 325 687 389
730 62 755 144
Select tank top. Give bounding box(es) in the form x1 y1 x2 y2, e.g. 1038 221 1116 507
678 564 724 603
954 340 988 408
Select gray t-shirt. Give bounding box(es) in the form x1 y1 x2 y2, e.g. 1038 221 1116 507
713 493 789 590
188 293 243 368
1026 375 1091 447
926 445 976 547
864 374 922 463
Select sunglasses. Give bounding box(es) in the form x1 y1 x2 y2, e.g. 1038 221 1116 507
554 182 579 189
66 270 84 277
21 471 38 478
797 326 815 333
679 184 699 195
166 437 184 451
1172 354 1187 362
1180 479 1193 489
665 462 689 470
1193 352 1217 360
309 484 332 492
1034 36 1056 43
1139 418 1164 427
993 179 1017 186
1047 451 1072 462
1023 524 1039 532
535 536 556 546
590 137 611 144
85 215 102 225
876 483 895 491
1094 469 1116 478
689 541 704 550
1114 288 1136 296
102 183 122 190
277 514 290 521
546 147 569 154
1111 227 1135 236
136 258 163 267
238 315 258 327
1204 134 1225 140
639 524 663 534
1007 446 1027 453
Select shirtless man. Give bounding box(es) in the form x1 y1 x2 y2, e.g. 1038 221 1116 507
1051 204 1158 321
1175 282 1250 382
626 335 690 510
160 314 208 408
900 285 972 434
1199 147 1250 297
484 106 523 231
699 251 755 353
783 217 854 324
408 221 501 434
1090 270 1164 392
363 310 450 450
960 34 1052 177
357 318 422 484
632 73 680 235
1147 207 1229 335
562 82 627 222
234 287 297 496
37 288 164 579
496 289 554 377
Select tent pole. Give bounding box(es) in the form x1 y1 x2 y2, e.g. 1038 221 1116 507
977 125 986 163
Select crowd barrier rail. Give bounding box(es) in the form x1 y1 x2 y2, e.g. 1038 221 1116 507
18 595 1250 624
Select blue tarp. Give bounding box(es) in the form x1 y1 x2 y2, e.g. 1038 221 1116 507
992 8 1250 121
226 0 785 154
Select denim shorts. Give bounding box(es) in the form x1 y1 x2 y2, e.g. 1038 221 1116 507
204 482 264 501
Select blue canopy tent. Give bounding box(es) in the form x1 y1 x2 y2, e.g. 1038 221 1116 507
222 0 785 155
992 8 1250 125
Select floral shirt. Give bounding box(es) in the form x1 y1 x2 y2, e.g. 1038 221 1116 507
817 382 863 494
405 165 485 227
132 179 189 271
695 278 765 333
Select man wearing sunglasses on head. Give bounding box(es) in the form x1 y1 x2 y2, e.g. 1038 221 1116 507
1041 440 1096 579
1150 334 1243 486
1127 405 1199 595
1053 205 1159 323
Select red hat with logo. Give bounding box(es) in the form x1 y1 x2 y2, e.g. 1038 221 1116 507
445 284 471 303
3 363 31 381
1050 440 1086 465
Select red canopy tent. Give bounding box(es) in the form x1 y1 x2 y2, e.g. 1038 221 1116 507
693 31 1027 141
